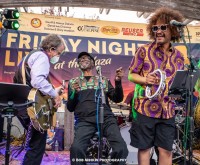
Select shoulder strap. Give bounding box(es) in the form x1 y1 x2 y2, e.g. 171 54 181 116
21 54 30 85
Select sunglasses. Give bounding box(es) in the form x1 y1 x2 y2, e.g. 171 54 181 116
152 24 168 32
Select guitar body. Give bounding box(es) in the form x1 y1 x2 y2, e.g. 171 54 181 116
27 88 56 133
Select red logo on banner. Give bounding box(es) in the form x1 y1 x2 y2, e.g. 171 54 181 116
31 18 42 28
121 28 144 36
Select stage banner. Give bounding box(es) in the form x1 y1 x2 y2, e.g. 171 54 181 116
0 12 200 100
0 30 135 99
18 12 200 43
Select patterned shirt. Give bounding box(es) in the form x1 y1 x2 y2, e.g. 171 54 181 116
67 76 123 122
129 42 184 119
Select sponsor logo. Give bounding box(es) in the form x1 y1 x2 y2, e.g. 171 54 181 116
196 32 200 37
121 28 144 36
77 25 99 32
101 26 120 35
31 18 42 28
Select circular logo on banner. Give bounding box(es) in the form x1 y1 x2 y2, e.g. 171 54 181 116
31 18 42 28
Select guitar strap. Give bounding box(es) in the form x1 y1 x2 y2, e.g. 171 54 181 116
21 54 30 85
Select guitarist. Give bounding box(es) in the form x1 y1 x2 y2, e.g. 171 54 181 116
13 34 65 165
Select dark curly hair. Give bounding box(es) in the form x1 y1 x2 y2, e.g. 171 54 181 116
40 34 65 51
147 7 184 43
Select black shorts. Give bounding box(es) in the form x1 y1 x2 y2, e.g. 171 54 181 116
129 111 175 151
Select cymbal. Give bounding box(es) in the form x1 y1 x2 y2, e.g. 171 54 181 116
174 106 184 111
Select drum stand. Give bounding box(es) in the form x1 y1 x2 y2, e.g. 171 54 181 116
173 121 185 162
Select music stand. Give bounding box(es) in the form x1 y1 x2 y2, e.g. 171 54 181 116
0 82 33 165
169 70 200 164
169 70 199 97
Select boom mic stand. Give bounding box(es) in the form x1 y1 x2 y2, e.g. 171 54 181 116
177 24 198 165
96 66 106 165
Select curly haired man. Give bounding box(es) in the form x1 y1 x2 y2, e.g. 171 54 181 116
128 7 185 165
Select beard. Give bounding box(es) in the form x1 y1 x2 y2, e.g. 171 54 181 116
79 61 92 70
155 33 167 45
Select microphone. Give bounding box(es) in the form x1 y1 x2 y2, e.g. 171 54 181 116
96 65 101 74
96 65 106 104
170 20 187 27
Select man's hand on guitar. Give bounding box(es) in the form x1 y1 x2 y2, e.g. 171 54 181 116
53 95 62 109
55 86 65 96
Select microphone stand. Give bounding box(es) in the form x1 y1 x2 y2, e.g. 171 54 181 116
97 68 106 165
178 25 197 165
0 101 34 165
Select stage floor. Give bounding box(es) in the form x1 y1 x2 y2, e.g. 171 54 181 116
0 150 71 165
1 149 200 165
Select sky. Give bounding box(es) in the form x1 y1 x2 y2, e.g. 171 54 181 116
25 7 149 24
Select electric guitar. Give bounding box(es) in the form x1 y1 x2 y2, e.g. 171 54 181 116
27 88 57 133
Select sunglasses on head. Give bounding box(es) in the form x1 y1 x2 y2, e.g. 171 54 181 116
152 24 168 32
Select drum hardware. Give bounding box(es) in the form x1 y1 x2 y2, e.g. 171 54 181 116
173 107 188 163
175 113 185 124
110 102 130 125
110 103 131 110
86 134 111 162
173 123 184 161
174 106 184 111
113 112 128 127
172 109 200 164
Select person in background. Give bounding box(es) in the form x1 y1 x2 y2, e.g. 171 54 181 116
128 7 185 165
13 34 66 165
67 52 128 165
124 89 134 122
